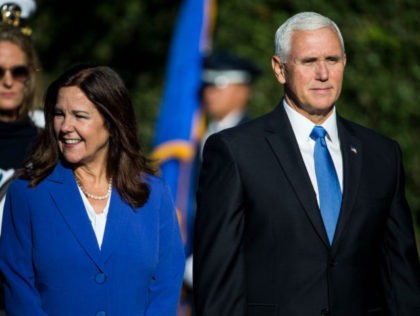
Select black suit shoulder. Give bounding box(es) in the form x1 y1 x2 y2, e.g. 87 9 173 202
211 108 276 145
338 115 399 147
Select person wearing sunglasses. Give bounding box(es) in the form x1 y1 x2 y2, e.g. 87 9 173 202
0 2 41 314
0 4 42 218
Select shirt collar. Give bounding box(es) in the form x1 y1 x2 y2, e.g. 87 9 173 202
282 99 339 144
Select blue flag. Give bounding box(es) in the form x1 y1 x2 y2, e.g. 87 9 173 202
152 0 215 256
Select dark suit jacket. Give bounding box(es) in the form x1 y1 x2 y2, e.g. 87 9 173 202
194 104 420 316
0 162 185 315
188 113 251 254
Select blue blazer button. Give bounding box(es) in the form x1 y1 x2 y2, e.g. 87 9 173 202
95 273 107 284
96 311 106 316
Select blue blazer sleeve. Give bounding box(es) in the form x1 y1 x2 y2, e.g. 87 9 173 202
146 179 186 315
0 180 48 316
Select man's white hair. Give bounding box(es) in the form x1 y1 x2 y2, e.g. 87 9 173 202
274 12 345 61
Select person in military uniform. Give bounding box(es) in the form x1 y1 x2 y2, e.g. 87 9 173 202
198 51 261 158
182 52 261 313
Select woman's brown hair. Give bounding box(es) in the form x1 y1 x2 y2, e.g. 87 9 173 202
20 64 154 207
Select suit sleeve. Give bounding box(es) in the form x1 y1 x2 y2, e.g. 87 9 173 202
381 142 420 315
146 180 185 316
194 133 246 316
0 181 48 316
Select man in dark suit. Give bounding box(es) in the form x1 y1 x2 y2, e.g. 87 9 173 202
193 11 420 316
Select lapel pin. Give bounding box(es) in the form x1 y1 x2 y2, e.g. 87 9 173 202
350 146 358 154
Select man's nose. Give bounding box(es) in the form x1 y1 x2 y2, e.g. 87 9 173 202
315 61 329 81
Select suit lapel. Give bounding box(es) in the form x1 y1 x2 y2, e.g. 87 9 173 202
47 162 106 272
332 117 362 250
100 190 131 263
265 105 330 247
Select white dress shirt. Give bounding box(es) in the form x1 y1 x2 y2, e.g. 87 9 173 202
283 100 343 205
77 186 111 249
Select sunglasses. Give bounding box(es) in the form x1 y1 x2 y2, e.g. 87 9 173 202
0 65 30 82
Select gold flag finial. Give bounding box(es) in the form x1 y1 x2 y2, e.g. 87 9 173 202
1 3 22 27
0 1 36 36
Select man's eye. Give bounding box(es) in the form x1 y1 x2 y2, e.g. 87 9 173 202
303 60 315 65
326 57 340 64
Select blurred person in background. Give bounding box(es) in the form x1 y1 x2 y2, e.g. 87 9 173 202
198 51 261 158
0 64 185 315
0 0 43 224
0 2 41 314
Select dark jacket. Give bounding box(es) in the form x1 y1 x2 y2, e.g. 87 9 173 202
194 104 420 316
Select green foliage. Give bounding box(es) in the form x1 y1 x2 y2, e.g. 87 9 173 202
29 0 420 233
31 0 179 151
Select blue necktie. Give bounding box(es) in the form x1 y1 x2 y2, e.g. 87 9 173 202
310 126 342 244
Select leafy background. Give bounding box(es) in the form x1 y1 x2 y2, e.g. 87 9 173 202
29 0 419 244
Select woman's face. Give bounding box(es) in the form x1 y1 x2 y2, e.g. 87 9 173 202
0 41 29 120
53 86 110 168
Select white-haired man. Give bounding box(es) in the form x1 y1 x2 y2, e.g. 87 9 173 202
194 11 420 316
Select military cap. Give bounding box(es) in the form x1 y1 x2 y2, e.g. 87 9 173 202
202 51 261 87
0 0 36 19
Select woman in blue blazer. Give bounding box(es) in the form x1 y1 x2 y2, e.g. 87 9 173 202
0 64 185 315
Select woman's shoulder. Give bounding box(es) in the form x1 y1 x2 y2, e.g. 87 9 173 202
4 177 33 200
9 177 30 190
143 173 170 193
141 173 175 206
10 163 60 193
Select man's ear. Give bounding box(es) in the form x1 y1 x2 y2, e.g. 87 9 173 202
271 55 286 84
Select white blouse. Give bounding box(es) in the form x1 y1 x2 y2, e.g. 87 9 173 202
76 185 111 249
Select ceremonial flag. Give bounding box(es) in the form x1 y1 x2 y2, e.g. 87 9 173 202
152 0 216 257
